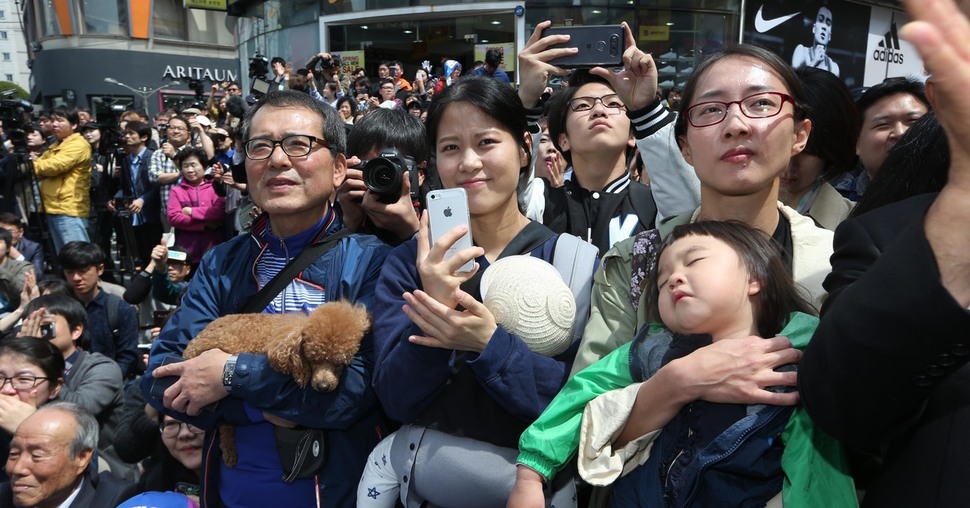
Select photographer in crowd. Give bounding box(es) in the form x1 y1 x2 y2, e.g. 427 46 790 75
108 120 161 268
338 108 427 245
306 51 346 101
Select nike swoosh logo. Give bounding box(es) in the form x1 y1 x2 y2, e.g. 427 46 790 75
754 5 800 33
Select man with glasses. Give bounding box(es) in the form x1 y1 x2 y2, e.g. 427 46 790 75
144 90 391 508
149 116 192 229
224 81 242 97
18 294 132 480
535 72 657 254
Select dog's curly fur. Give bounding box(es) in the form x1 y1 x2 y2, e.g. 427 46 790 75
182 300 370 467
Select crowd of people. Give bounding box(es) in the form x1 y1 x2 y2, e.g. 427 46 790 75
0 0 964 506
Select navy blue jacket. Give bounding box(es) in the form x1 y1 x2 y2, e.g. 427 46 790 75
142 211 391 507
372 231 582 448
115 147 161 225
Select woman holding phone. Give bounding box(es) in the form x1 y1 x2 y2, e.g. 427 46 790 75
365 76 596 507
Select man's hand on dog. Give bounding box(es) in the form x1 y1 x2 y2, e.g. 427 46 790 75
154 349 232 416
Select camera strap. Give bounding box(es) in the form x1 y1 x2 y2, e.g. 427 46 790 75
241 228 352 313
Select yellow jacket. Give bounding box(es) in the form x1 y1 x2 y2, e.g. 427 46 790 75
33 132 92 217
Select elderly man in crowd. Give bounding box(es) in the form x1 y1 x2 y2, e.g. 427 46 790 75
0 402 135 508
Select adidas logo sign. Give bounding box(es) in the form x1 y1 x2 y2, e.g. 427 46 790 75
873 22 905 64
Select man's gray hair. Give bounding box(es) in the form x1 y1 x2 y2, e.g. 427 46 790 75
40 401 99 458
240 90 346 157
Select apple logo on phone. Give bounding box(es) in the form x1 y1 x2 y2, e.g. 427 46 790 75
443 207 452 217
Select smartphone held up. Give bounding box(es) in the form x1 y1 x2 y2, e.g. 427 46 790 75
427 188 475 273
543 25 625 68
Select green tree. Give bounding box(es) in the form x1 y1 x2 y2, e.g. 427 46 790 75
0 81 29 100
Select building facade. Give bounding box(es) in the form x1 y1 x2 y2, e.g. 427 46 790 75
229 0 917 95
23 0 238 117
0 0 30 92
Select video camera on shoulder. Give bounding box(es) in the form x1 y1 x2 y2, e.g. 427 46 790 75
95 98 127 157
0 92 33 160
359 148 419 205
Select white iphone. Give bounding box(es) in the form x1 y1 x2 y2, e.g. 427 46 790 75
427 188 475 273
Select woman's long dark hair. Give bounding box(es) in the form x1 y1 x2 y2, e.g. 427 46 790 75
425 76 531 212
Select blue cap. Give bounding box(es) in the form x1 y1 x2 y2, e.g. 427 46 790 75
116 491 199 508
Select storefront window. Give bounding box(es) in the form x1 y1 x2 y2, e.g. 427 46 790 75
34 0 63 37
154 0 188 40
159 91 201 114
80 0 127 35
188 9 234 45
328 13 516 81
641 8 737 92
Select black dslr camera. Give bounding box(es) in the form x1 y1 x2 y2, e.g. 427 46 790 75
361 148 419 204
320 55 341 70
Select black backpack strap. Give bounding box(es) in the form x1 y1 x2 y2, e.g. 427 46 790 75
106 292 120 336
242 229 352 313
627 181 658 229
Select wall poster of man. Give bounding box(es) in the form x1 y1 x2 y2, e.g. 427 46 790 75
743 0 871 89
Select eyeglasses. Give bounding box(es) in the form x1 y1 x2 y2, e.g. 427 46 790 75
244 134 328 160
159 420 205 438
0 375 51 391
686 92 796 128
210 134 227 142
567 94 626 113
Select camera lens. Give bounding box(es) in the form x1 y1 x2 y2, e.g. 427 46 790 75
363 157 404 204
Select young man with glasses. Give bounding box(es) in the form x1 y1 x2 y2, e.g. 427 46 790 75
144 90 391 508
531 71 658 255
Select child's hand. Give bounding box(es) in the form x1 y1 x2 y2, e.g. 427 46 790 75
507 466 546 508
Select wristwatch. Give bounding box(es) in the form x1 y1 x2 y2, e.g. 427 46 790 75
223 354 239 392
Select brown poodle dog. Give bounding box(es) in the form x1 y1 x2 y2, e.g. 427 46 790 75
183 300 370 467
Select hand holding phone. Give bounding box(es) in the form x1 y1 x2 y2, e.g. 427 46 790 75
426 188 475 273
543 25 625 68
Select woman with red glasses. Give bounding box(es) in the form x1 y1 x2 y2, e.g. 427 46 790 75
511 43 837 507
